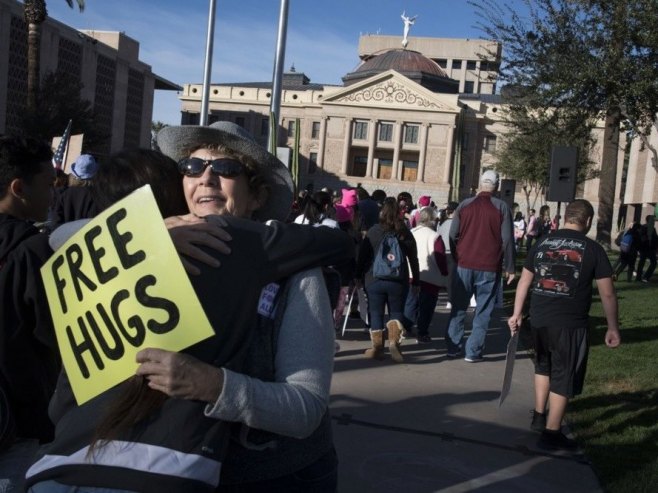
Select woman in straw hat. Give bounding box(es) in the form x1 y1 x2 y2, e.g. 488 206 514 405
153 122 340 491
27 124 348 493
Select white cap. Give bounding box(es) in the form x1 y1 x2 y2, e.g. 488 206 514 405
480 169 499 186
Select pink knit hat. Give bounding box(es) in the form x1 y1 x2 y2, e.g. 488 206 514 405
340 189 358 208
418 195 431 207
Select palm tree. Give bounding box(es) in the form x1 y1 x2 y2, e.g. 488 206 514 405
23 0 85 110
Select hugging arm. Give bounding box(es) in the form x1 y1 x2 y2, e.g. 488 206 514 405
136 269 334 439
204 268 334 438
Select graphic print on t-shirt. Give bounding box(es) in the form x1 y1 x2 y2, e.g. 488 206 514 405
532 236 586 297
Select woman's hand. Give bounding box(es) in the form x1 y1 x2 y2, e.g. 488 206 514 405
135 348 223 404
165 214 232 275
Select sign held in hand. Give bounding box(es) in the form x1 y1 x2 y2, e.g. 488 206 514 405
42 185 214 404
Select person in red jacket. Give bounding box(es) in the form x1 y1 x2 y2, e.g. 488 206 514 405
445 170 516 362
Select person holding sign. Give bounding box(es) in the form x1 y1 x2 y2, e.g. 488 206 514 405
508 200 621 452
27 125 350 492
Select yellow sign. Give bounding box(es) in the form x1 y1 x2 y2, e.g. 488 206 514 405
41 185 214 404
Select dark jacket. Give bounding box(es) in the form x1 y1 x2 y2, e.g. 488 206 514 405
356 223 420 286
26 218 353 493
0 213 39 267
0 233 57 442
50 187 100 228
449 192 515 273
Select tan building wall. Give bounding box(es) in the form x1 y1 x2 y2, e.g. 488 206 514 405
0 0 177 154
179 69 499 205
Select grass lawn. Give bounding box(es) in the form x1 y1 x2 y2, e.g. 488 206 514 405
506 251 658 492
569 274 658 493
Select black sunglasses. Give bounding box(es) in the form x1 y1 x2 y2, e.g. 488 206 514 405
178 158 246 178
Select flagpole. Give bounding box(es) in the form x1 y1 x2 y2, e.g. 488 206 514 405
52 119 73 170
267 0 290 154
200 0 217 126
62 136 71 169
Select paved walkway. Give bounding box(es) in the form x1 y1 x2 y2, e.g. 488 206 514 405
330 295 602 492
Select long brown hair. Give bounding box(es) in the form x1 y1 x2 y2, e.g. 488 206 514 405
87 149 187 455
89 377 166 455
379 197 405 234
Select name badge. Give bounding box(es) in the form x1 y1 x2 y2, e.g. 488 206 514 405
257 283 280 318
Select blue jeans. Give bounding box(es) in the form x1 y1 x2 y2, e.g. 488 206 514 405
402 287 418 331
402 287 439 335
366 279 407 330
445 267 500 358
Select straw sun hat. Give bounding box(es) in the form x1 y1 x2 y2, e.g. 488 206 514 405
157 121 293 222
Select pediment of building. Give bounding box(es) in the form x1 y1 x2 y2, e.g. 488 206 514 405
322 70 459 112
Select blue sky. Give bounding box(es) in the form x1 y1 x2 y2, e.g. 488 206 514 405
47 0 528 125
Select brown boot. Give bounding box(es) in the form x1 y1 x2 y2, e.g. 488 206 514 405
364 330 385 359
386 320 404 363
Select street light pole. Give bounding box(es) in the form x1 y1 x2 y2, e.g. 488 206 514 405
267 0 290 154
200 0 217 126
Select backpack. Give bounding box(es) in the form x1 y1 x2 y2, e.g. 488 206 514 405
620 232 633 253
372 232 405 281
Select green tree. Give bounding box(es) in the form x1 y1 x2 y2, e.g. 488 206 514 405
493 102 598 216
470 0 658 245
151 121 168 150
23 0 85 111
22 70 108 153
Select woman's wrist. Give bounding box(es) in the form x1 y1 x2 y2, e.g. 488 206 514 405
201 366 224 404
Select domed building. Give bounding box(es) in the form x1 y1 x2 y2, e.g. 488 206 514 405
177 29 650 245
342 48 458 93
178 34 508 205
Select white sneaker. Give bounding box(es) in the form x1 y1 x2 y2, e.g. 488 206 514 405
446 302 452 309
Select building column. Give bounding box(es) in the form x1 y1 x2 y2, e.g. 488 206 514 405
111 59 129 151
475 60 481 94
391 121 402 182
341 118 352 175
443 122 455 184
318 116 328 170
417 123 430 182
366 118 377 178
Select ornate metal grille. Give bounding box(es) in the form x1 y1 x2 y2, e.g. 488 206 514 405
123 69 144 148
57 37 82 80
6 16 28 134
94 54 116 155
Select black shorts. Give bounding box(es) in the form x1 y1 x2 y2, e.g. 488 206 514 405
531 325 589 398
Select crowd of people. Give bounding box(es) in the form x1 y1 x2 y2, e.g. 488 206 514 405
611 216 658 282
0 121 634 490
514 205 560 252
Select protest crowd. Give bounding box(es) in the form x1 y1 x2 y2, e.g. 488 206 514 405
0 120 627 492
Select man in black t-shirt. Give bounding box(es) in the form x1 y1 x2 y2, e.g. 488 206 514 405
508 199 621 451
